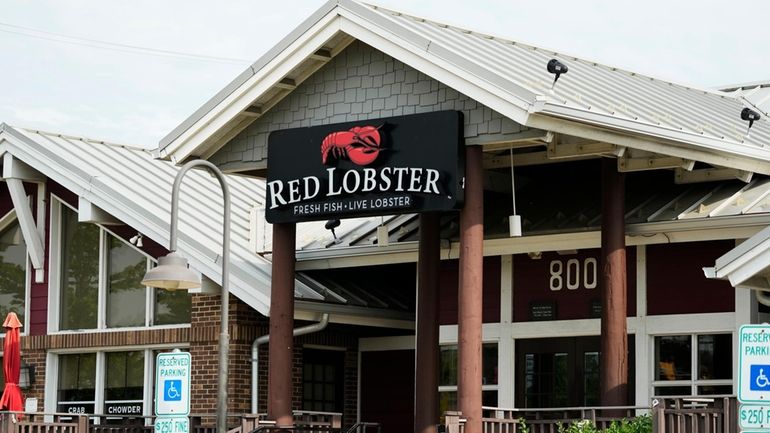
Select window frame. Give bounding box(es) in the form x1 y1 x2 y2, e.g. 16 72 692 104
47 345 187 422
437 341 499 410
0 208 31 337
651 332 733 397
48 195 189 333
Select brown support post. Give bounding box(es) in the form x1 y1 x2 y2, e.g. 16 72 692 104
458 145 483 433
415 212 441 433
267 222 296 427
600 158 628 409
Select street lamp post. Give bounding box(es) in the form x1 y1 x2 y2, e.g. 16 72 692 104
142 159 230 433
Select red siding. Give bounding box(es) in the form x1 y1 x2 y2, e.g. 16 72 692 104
646 241 734 315
513 248 637 322
27 181 48 335
438 256 501 325
0 183 15 216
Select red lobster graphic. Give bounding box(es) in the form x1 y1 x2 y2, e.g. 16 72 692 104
321 125 382 166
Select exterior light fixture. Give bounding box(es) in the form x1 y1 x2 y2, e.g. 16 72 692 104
325 219 342 244
141 159 231 433
741 107 761 134
547 58 568 88
130 232 144 248
508 148 522 237
376 216 389 247
141 252 200 290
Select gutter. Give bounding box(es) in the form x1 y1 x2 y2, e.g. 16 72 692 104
251 313 330 413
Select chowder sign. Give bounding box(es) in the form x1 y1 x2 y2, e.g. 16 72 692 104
266 111 464 223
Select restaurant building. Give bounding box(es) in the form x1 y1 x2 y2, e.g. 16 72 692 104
2 1 770 433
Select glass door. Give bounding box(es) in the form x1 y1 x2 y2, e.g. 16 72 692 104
516 336 634 407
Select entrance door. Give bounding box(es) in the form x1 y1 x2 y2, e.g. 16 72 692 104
516 336 635 407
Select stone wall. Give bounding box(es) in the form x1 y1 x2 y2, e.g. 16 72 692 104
210 40 527 172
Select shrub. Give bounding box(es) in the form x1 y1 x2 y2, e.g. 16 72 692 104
555 415 652 433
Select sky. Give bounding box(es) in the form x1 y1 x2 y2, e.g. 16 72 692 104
1 0 769 147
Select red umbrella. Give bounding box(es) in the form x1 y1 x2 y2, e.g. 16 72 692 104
0 312 24 420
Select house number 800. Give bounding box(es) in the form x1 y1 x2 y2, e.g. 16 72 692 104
549 258 598 291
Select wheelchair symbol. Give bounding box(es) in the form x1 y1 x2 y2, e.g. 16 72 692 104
758 369 770 388
750 365 770 391
164 380 182 401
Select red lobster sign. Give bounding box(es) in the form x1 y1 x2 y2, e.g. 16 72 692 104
321 125 382 166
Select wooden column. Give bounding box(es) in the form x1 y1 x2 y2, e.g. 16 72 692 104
415 212 440 433
458 146 483 433
267 222 296 427
600 158 628 408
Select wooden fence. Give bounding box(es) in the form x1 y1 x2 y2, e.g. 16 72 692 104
444 397 738 433
0 411 345 433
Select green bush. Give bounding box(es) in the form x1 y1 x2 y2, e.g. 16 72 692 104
549 415 652 433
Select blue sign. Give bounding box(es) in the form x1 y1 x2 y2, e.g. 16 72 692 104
751 365 770 391
164 380 182 402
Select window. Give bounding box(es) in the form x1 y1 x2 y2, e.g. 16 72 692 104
0 218 27 327
104 351 144 418
653 334 732 396
438 343 498 414
55 200 190 330
56 350 150 419
302 349 344 412
57 353 97 414
59 208 99 329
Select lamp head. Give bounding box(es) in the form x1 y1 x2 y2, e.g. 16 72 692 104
546 59 568 89
141 251 200 290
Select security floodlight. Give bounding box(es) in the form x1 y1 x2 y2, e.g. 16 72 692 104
547 59 569 88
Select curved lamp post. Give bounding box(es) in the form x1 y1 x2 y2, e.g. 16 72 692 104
142 159 230 433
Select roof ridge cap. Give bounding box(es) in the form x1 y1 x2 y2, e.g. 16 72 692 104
15 126 150 151
361 2 736 99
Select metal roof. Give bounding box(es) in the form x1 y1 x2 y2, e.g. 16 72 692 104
158 0 770 175
0 124 413 322
720 81 770 115
292 167 770 253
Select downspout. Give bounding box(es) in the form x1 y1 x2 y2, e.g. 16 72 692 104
251 313 330 413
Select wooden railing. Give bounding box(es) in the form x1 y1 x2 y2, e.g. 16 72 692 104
445 398 738 433
1 412 89 433
650 397 737 433
1 411 344 433
445 405 647 433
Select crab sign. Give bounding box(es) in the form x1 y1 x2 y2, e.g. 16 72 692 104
321 125 382 166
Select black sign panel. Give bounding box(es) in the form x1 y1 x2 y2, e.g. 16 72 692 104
105 402 143 416
57 402 95 415
529 301 557 321
266 111 464 223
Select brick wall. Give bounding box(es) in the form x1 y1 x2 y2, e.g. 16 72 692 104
189 293 264 418
210 40 528 172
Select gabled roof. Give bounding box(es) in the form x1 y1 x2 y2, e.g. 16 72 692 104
158 0 770 175
0 124 413 325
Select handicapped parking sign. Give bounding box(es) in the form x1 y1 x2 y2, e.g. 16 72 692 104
751 365 770 391
155 351 191 416
164 380 182 401
740 325 770 403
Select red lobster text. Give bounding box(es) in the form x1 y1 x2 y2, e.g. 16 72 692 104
321 125 382 166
